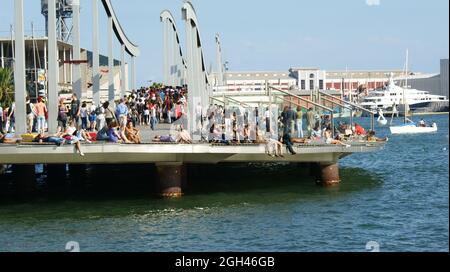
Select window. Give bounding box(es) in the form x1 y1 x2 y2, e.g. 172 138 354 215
310 73 315 79
310 80 314 90
319 80 324 90
301 80 306 90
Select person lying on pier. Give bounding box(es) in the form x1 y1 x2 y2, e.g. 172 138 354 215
153 135 177 143
125 120 141 144
366 130 389 143
291 137 312 144
324 126 351 148
33 133 66 147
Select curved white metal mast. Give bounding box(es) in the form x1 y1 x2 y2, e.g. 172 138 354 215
215 33 224 87
182 1 211 135
161 10 187 87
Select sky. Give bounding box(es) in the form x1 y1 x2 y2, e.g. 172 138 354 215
0 0 449 87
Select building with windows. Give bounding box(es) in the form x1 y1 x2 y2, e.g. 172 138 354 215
0 37 126 103
212 61 449 100
210 71 296 92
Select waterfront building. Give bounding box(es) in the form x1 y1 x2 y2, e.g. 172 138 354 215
0 37 126 104
211 61 449 109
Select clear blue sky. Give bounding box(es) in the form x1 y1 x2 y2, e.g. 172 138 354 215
1 0 448 87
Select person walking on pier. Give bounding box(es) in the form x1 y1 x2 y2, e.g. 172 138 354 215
306 107 315 137
115 99 129 128
103 102 115 127
34 97 48 134
70 94 81 129
25 97 36 133
80 102 88 130
296 106 304 138
57 99 69 133
7 103 15 133
289 107 296 136
89 104 97 132
150 102 157 131
96 103 106 131
282 131 297 155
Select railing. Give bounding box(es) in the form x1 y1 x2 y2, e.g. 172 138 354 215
268 86 337 138
212 96 252 108
319 96 355 128
318 90 376 132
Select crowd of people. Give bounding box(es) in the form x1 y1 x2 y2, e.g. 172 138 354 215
0 85 390 158
0 86 191 154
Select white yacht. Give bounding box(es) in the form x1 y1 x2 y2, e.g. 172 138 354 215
361 75 449 113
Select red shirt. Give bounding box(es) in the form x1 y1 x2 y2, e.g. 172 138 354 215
355 125 366 136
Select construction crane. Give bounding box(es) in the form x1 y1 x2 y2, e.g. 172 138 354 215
41 0 74 42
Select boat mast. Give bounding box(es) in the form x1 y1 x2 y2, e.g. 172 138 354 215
404 49 409 124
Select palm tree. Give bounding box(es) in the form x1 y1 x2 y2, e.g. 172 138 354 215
0 67 14 107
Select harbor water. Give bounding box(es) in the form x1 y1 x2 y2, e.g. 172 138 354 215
0 115 448 252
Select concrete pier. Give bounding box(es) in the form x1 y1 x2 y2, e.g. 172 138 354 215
315 163 341 186
12 164 36 198
155 163 186 198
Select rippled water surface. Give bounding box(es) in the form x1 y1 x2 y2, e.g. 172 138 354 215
0 115 448 252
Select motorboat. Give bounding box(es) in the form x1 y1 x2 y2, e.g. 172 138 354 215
390 121 438 134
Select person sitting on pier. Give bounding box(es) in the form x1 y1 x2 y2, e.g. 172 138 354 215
310 124 322 140
366 130 389 143
172 124 192 144
354 123 366 137
208 123 222 143
107 121 124 144
324 125 351 148
96 125 109 141
125 120 141 144
266 136 284 158
0 133 4 143
119 122 132 144
243 124 251 143
61 120 85 156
